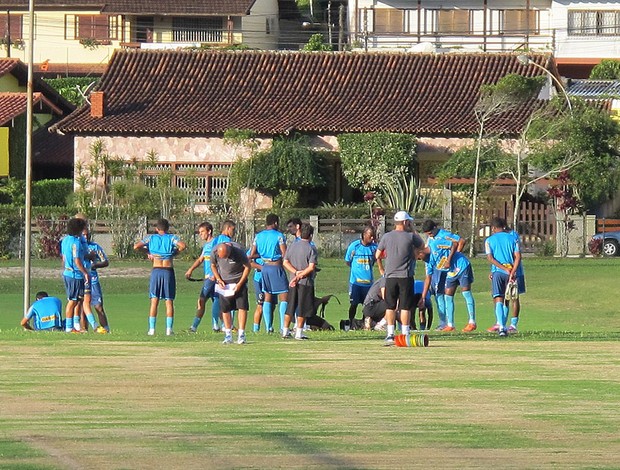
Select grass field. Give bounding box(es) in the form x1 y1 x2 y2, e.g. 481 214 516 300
0 257 619 469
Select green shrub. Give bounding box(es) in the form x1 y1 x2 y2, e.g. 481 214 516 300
32 179 73 206
0 208 22 258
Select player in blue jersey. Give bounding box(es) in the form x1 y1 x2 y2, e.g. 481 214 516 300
344 226 377 327
60 217 90 333
443 251 477 332
134 218 186 336
82 225 110 333
421 219 473 332
185 222 223 333
21 291 63 331
248 214 289 333
485 217 521 336
504 226 526 333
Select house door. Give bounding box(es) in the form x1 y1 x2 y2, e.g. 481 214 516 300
136 16 154 42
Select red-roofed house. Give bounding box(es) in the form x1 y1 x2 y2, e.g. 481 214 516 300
0 58 74 178
53 49 558 208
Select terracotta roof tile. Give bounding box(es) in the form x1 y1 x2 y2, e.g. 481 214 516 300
0 92 64 124
0 1 256 15
55 50 553 137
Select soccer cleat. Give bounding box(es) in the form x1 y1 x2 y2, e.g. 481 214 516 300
384 335 395 346
281 331 293 339
188 327 197 333
461 323 477 333
498 328 508 337
95 326 108 334
434 323 447 331
440 325 455 332
294 335 309 341
71 329 84 334
222 335 233 344
212 328 221 333
166 329 174 336
487 324 500 333
267 328 275 334
147 329 155 336
237 334 246 345
507 325 518 334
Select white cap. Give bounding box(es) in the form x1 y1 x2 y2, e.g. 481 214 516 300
394 211 413 222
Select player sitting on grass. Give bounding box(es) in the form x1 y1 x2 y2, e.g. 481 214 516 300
21 292 63 331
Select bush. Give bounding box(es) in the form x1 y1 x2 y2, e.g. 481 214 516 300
32 179 73 206
0 209 21 258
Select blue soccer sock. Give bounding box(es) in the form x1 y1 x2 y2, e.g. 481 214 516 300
494 302 504 327
511 316 519 328
148 316 156 330
279 302 288 331
435 294 446 325
461 291 476 323
166 316 173 330
212 298 220 329
85 312 98 329
263 302 273 331
192 315 202 330
444 295 455 327
65 316 73 332
253 323 260 333
502 304 509 328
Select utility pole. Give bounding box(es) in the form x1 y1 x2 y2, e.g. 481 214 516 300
338 5 345 51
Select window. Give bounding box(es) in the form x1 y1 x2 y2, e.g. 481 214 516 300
67 15 118 40
501 10 539 35
374 8 403 33
568 10 620 36
109 162 230 204
0 14 23 40
172 17 223 43
436 9 471 34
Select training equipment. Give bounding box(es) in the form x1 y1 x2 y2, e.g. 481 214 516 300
394 334 429 347
505 280 519 301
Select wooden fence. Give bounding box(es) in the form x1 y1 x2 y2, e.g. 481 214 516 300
596 218 620 233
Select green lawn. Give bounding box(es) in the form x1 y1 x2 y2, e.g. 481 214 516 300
0 257 618 469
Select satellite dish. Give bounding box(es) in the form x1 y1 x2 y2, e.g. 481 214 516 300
77 81 97 105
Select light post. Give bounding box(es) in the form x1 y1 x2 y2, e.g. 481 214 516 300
517 54 572 114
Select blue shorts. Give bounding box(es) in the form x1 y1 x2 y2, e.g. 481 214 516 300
261 264 289 295
491 271 509 299
87 282 104 307
149 268 176 300
445 265 474 290
63 275 84 301
200 278 216 300
254 279 265 305
349 283 371 306
430 270 447 295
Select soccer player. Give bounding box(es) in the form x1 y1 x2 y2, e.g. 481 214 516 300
21 291 63 331
83 225 110 333
421 219 474 332
282 223 318 340
211 242 251 344
134 218 186 336
248 214 289 333
375 211 425 346
505 226 526 333
485 217 521 336
185 222 222 333
442 251 477 332
344 225 377 327
60 217 90 333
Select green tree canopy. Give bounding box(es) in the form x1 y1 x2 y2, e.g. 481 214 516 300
338 132 417 192
590 59 620 80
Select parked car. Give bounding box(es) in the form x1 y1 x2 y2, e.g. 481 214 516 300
590 231 620 256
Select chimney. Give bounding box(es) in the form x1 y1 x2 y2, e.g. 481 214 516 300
90 91 104 118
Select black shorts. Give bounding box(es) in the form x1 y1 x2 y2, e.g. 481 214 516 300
384 277 414 311
362 300 387 321
286 283 315 318
218 283 249 313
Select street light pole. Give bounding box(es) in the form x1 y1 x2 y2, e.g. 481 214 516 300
517 54 572 114
23 0 35 315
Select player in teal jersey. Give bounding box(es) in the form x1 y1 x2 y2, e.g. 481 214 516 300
60 218 90 333
83 225 110 333
134 218 186 336
186 222 224 332
21 292 63 331
344 226 377 327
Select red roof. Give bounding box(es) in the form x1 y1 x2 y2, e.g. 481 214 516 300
0 92 63 125
55 50 554 137
0 1 256 15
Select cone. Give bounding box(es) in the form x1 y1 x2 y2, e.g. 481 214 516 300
394 333 429 347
